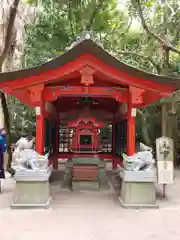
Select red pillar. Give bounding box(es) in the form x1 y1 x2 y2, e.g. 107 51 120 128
56 118 59 155
127 91 136 156
112 114 115 153
53 114 59 169
36 103 45 154
112 120 118 169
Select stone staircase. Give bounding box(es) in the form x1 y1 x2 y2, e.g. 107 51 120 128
64 157 109 191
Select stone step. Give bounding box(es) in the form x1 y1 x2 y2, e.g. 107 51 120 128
49 170 65 182
72 180 100 191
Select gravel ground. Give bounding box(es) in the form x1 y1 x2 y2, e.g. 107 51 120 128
0 170 180 240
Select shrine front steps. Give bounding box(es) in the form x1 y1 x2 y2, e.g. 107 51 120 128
72 180 100 191
70 168 109 191
48 168 108 190
69 166 108 191
50 157 110 191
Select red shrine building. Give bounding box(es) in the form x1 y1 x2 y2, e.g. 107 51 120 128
0 36 179 169
68 112 104 152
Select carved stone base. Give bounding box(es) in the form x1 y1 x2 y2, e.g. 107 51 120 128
11 168 52 209
119 169 158 209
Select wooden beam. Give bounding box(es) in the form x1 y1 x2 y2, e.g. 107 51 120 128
142 91 163 106
79 65 95 86
130 86 145 105
28 84 44 103
43 86 128 102
68 115 104 128
11 89 34 106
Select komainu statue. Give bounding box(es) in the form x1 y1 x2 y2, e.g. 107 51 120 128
12 137 49 171
123 142 155 171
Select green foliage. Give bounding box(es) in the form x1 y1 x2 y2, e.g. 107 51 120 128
22 0 35 4
159 98 171 104
23 0 180 75
20 0 180 148
7 96 36 141
23 0 128 68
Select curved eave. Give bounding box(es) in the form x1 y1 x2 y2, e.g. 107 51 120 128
0 39 179 88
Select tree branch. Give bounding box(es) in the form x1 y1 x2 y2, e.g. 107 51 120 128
86 0 104 31
172 24 180 45
121 17 133 35
113 49 161 74
164 0 174 15
104 17 132 42
0 0 20 69
68 0 75 40
135 0 180 55
164 49 171 68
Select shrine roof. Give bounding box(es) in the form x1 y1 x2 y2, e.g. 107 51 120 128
0 38 180 87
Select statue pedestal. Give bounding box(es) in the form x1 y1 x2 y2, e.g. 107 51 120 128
11 167 52 209
119 169 158 209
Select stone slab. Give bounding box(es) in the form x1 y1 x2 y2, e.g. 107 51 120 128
14 167 53 182
11 197 52 209
120 169 157 182
71 157 101 165
99 168 109 188
119 196 159 209
157 161 174 184
11 180 51 209
72 181 100 191
119 180 158 209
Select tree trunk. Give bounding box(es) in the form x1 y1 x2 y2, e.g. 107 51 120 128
0 0 20 172
137 109 152 146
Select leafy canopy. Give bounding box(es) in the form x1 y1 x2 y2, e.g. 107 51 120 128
24 0 128 68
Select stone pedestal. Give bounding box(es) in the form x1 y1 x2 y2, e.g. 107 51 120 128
11 167 52 209
119 169 158 209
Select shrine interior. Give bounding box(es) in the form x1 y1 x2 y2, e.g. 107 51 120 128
44 95 127 164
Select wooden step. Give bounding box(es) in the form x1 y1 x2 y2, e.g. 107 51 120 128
72 165 98 181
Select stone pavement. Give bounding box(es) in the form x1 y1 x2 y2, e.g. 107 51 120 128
0 170 180 240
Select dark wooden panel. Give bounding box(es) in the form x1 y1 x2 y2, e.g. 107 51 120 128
72 164 98 181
